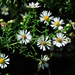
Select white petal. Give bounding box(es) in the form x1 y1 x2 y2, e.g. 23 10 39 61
25 39 30 43
41 35 44 41
42 46 46 51
19 30 24 35
26 31 30 36
45 36 48 42
42 64 44 69
44 63 49 68
5 12 9 15
5 58 10 62
6 8 8 11
19 40 22 43
46 45 50 49
40 45 43 49
17 35 22 40
41 55 43 59
4 64 7 68
40 17 44 22
1 64 4 69
26 35 32 41
72 25 75 30
49 16 54 20
38 63 41 69
1 11 5 14
5 55 8 59
48 11 51 16
6 61 9 64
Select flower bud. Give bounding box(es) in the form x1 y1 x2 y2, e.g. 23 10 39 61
0 19 3 22
20 22 23 25
66 23 71 27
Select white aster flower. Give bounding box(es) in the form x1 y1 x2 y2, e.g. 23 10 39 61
38 55 50 70
39 10 54 25
53 33 67 47
37 35 51 51
65 37 71 43
1 5 9 16
24 2 41 8
58 26 63 30
69 20 75 30
0 53 10 69
51 17 64 29
58 26 66 33
17 30 32 44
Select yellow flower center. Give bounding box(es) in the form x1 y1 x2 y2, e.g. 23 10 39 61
66 38 70 42
22 35 26 39
0 58 4 64
71 22 75 25
3 9 6 12
57 38 62 42
42 41 46 45
71 22 74 25
44 16 49 21
55 22 60 26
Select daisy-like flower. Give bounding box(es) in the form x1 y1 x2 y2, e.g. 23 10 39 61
69 20 75 30
39 11 53 25
58 26 66 33
1 22 7 27
0 53 10 69
37 35 51 51
17 30 32 44
53 33 67 47
24 2 41 8
65 37 71 43
58 26 63 31
51 17 64 29
1 5 9 16
38 55 50 70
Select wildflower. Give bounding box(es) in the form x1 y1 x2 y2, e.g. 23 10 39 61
65 37 71 43
38 55 50 70
69 20 75 30
17 30 32 44
1 5 9 16
51 17 64 29
39 11 53 25
58 26 63 30
24 2 41 8
53 33 67 47
0 53 10 69
58 26 66 33
37 35 51 51
1 22 7 27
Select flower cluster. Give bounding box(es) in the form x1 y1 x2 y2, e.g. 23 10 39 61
0 1 75 71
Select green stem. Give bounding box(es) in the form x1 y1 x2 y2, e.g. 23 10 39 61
48 68 51 75
45 23 48 35
0 41 18 49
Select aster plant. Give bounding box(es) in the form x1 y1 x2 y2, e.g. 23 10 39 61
0 0 75 75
